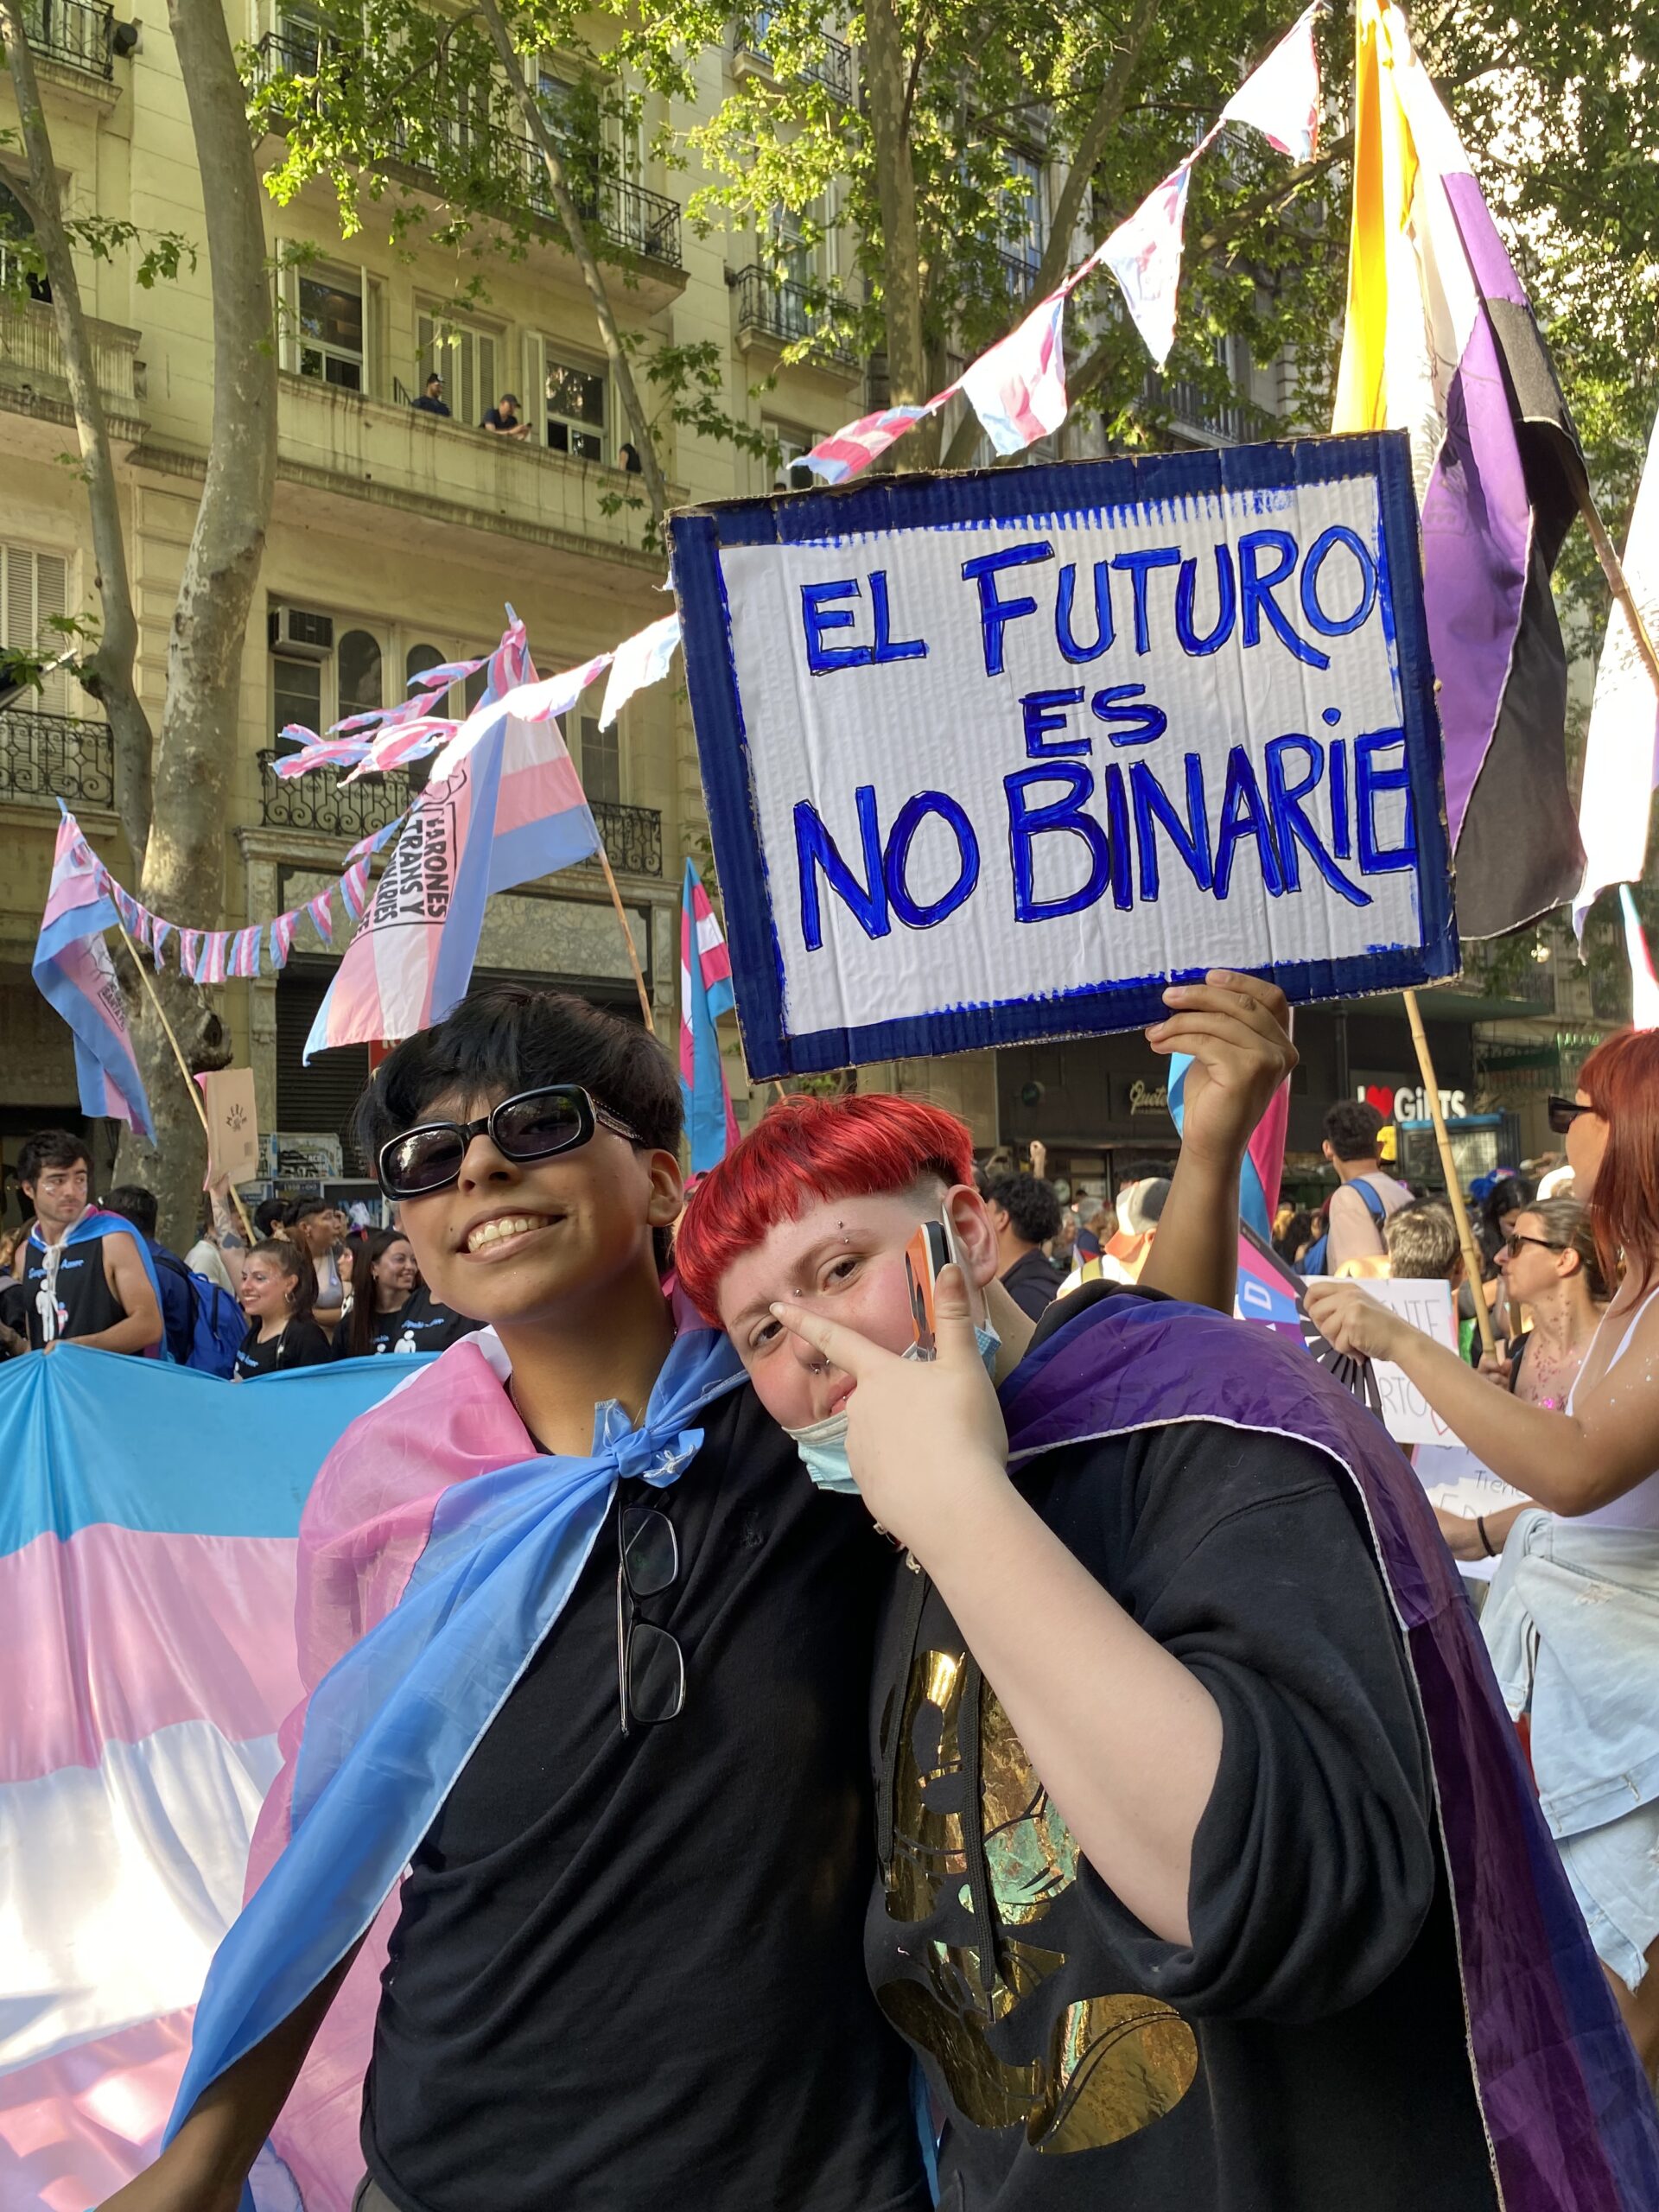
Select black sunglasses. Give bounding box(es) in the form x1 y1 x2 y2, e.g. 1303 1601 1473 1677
616 1500 684 1737
378 1083 642 1198
1547 1095 1592 1135
1504 1230 1564 1259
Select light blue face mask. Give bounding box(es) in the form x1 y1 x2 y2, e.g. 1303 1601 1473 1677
785 1321 1001 1495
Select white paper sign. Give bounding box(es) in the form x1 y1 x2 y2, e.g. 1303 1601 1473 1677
1363 1277 1461 1445
1413 1442 1531 1583
671 439 1456 1078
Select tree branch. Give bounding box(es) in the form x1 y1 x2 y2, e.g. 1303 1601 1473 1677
477 0 670 526
0 0 153 865
939 0 1162 469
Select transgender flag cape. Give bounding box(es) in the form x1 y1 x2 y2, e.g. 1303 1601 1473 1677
0 1347 428 2212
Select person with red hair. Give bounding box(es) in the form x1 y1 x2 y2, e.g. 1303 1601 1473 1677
680 1017 1659 2206
1308 1025 1659 2080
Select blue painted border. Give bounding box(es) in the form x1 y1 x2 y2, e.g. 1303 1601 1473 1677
670 434 1459 1080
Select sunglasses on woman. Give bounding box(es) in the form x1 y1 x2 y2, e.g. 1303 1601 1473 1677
1504 1231 1564 1259
378 1084 643 1198
1546 1095 1592 1135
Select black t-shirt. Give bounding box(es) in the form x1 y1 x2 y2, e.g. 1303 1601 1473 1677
233 1318 335 1379
999 1249 1060 1321
334 1289 480 1361
866 1338 1496 2210
15 1223 134 1346
480 407 523 433
363 1382 929 2212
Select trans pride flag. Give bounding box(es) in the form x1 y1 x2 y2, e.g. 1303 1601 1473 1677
0 1346 427 2212
679 858 738 1173
33 806 153 1140
305 659 605 1055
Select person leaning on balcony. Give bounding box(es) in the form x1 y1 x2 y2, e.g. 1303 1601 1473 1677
412 372 450 418
480 391 531 440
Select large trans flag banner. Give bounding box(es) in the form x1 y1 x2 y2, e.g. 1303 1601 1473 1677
0 1347 425 2212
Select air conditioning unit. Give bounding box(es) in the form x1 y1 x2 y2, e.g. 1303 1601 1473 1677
268 606 334 659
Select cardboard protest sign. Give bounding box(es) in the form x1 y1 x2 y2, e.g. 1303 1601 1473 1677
1361 1277 1462 1445
1412 1443 1530 1584
195 1067 260 1189
671 435 1457 1078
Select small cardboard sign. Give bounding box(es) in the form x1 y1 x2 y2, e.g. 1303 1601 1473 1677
671 435 1457 1079
1361 1277 1461 1445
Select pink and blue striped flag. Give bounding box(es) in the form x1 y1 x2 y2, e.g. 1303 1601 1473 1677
305 890 334 945
227 927 262 980
33 807 154 1139
270 911 299 970
679 858 738 1173
193 933 230 987
306 652 605 1056
956 290 1069 455
799 404 937 486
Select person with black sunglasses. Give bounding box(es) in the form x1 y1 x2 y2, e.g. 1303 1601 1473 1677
111 976 1302 2212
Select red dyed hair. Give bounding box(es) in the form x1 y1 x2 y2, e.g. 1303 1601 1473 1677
1579 1027 1659 1291
674 1092 976 1323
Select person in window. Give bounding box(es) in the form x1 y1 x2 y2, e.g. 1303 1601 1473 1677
480 391 531 440
412 373 449 418
232 1241 334 1380
617 440 643 474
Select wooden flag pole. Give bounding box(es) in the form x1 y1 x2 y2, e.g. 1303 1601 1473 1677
1576 482 1659 701
1402 985 1496 1359
114 919 257 1245
594 843 655 1034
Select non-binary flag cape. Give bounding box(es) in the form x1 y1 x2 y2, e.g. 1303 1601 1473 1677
1332 0 1587 939
163 1298 1659 2212
0 1347 431 2212
679 857 739 1173
33 805 154 1138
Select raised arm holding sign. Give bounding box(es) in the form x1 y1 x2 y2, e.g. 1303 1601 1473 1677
671 436 1456 1079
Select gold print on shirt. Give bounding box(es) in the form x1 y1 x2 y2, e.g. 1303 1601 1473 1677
880 1648 1198 2155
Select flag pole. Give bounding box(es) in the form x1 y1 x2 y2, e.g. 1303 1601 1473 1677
594 843 655 1034
113 918 257 1245
1402 985 1496 1358
1577 483 1659 701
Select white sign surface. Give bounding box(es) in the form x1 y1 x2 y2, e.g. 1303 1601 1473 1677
1363 1277 1462 1446
672 439 1457 1077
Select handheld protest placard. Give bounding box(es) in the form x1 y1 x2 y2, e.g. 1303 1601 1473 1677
670 435 1458 1080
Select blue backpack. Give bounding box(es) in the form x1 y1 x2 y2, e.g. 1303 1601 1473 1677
153 1247 245 1376
1301 1176 1389 1277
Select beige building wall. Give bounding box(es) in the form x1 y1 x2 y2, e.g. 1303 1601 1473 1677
0 0 874 1175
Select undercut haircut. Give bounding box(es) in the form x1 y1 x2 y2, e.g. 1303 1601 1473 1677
675 1093 976 1324
354 984 681 1166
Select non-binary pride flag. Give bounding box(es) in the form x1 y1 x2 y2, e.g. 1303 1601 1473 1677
1332 0 1586 938
679 858 738 1173
33 805 154 1138
307 665 602 1055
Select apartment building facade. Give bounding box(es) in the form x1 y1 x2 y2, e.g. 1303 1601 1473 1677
0 0 883 1183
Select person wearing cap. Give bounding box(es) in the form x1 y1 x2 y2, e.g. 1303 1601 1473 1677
480 391 531 440
411 372 449 418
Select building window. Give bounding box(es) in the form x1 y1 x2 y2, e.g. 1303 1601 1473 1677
569 711 619 804
543 353 606 461
338 627 383 717
761 418 816 493
2 543 72 715
0 176 48 302
417 310 498 433
273 653 322 744
297 266 365 390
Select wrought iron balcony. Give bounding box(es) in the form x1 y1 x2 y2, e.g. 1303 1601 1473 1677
259 751 663 876
250 34 683 269
734 21 854 101
732 264 857 364
991 245 1044 309
19 0 114 79
0 708 114 808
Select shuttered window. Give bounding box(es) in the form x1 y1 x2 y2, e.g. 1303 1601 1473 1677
2 543 71 715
